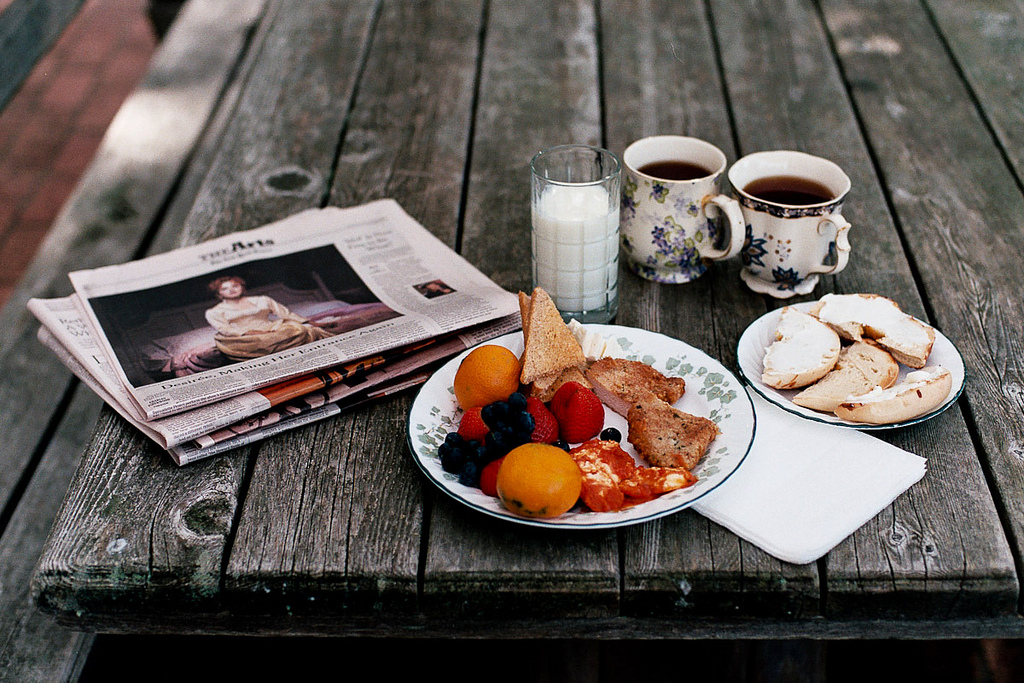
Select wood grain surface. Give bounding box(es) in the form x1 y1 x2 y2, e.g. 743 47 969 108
27 0 1024 636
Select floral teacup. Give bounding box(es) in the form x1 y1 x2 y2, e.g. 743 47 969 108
620 136 745 283
728 150 852 298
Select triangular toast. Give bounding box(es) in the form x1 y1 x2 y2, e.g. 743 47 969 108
518 288 585 384
519 291 532 346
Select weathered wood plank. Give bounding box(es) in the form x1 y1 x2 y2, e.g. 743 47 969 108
215 0 435 615
0 390 98 681
927 0 1024 182
600 0 820 619
0 0 85 109
819 0 1021 615
35 409 243 617
174 0 376 240
422 0 620 617
29 0 270 623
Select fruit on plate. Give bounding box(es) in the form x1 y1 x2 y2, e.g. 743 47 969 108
549 381 605 443
453 344 521 410
457 406 489 442
496 443 583 518
479 456 504 497
525 396 559 443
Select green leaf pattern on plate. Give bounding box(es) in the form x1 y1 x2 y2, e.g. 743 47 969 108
617 335 739 489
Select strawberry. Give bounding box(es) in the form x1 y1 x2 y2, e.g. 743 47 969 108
526 396 559 443
479 456 504 497
457 406 489 442
549 381 605 444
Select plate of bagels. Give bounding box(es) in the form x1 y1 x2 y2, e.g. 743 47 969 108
737 293 965 429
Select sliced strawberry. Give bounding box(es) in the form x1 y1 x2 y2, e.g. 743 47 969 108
549 382 605 443
526 396 559 443
457 406 489 442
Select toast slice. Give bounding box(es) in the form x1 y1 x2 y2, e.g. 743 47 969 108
810 293 936 368
793 340 899 412
626 397 719 471
518 288 586 385
585 357 686 417
761 307 841 390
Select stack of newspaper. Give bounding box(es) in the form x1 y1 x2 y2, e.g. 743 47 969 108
29 200 521 465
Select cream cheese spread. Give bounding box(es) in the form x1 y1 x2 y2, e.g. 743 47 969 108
815 293 932 349
762 307 840 374
844 365 948 403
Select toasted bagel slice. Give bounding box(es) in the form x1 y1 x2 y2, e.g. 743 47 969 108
834 366 952 424
761 307 841 390
793 340 899 413
810 293 935 368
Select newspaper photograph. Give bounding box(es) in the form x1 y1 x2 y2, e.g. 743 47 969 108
64 200 520 420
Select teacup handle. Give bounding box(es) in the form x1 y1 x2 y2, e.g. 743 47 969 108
699 194 746 260
808 214 852 275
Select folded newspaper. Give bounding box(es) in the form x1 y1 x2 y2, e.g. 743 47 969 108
29 200 521 465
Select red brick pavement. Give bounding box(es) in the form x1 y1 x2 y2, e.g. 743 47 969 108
0 0 156 307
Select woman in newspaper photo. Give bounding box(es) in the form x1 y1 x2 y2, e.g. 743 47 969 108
205 275 334 361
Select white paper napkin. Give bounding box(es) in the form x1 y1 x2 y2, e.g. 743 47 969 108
691 391 927 565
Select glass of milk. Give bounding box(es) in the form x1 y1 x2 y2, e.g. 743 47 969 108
530 144 621 324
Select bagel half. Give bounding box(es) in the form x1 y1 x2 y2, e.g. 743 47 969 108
834 366 952 424
761 307 841 390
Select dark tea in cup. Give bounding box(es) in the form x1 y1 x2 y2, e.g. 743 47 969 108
637 160 713 181
743 175 834 206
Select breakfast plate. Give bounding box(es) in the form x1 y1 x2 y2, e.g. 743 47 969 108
736 303 965 430
408 324 756 529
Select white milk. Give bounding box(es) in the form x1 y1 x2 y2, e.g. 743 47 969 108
531 184 618 314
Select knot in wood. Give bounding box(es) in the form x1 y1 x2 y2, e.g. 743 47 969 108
179 495 232 538
261 166 320 196
886 522 909 549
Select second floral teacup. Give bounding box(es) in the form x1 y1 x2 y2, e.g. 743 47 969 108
620 135 745 283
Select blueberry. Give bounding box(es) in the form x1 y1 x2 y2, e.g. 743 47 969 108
486 429 508 452
552 439 570 452
507 391 527 411
458 461 481 487
440 445 466 474
600 427 622 442
444 431 465 446
481 401 509 427
513 411 535 434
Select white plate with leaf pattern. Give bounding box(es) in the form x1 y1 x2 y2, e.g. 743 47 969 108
407 324 756 529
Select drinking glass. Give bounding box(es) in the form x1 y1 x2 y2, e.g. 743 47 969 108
530 144 621 324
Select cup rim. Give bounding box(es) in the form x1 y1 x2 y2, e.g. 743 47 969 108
728 150 851 208
622 135 728 184
530 144 621 187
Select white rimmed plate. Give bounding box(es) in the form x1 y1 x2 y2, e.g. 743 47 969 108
736 302 965 430
407 324 756 529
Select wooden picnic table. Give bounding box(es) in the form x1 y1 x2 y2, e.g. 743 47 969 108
28 0 1024 640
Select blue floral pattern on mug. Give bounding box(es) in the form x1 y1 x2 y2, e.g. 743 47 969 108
650 215 703 270
650 182 669 203
771 266 803 291
674 196 701 218
622 176 638 219
741 223 768 267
